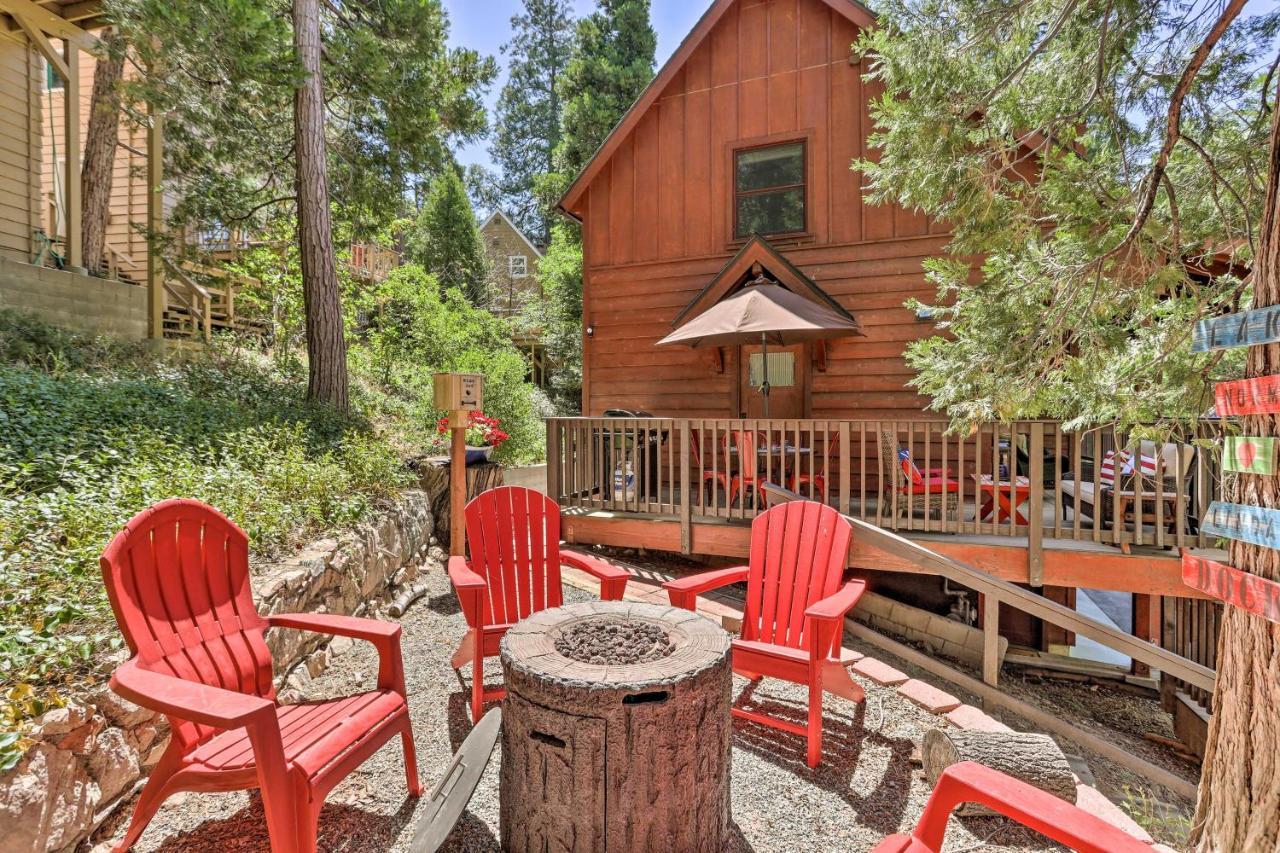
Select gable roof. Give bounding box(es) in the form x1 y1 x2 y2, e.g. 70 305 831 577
480 210 544 257
557 0 876 219
673 234 861 330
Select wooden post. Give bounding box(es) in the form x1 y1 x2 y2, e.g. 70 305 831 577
62 38 81 270
450 410 467 557
146 109 164 339
1028 422 1045 586
981 592 1000 705
680 420 691 554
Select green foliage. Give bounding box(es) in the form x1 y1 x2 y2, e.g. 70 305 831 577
491 0 577 243
855 0 1275 428
108 0 496 241
528 224 586 411
405 168 492 306
0 310 410 732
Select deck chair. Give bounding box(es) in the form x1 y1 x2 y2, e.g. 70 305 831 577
664 500 866 767
690 428 733 507
878 431 960 521
791 430 838 500
873 761 1150 852
1061 441 1193 526
449 486 631 722
101 499 421 853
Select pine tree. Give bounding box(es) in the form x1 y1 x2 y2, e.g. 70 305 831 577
406 167 491 306
491 0 576 245
535 0 655 411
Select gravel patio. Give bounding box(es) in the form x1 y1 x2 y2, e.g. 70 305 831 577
94 556 1157 852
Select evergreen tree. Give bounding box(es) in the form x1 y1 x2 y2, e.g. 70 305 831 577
534 0 655 411
857 1 1280 846
491 0 576 244
406 167 491 306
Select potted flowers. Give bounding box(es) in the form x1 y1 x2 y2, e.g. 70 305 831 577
437 411 509 464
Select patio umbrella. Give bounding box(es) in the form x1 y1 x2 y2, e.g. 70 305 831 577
656 275 864 416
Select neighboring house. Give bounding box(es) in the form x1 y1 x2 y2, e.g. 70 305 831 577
481 209 548 387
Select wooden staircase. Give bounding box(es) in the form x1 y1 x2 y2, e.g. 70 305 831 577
161 259 269 341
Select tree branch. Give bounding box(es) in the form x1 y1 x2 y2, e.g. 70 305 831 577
979 0 1079 109
1103 0 1248 261
223 195 297 225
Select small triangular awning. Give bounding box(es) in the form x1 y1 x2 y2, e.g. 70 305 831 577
671 235 859 329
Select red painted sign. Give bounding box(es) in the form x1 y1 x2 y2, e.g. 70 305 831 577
1215 375 1280 416
1182 553 1280 624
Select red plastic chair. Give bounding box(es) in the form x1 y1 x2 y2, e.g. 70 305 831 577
449 486 631 722
727 429 768 507
792 431 838 499
690 428 732 506
101 499 421 853
873 761 1151 852
665 500 865 767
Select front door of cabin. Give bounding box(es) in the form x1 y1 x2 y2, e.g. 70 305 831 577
738 344 805 418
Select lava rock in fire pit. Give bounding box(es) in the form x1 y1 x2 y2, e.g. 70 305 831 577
553 617 675 665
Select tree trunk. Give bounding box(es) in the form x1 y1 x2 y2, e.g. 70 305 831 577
292 0 348 411
1192 80 1280 851
921 728 1075 816
81 29 125 277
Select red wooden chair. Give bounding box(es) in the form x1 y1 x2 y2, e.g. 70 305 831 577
690 428 732 506
873 761 1150 852
101 499 421 853
664 500 866 767
449 486 631 722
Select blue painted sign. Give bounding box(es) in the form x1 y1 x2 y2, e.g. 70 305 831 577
1193 305 1280 352
1202 501 1280 550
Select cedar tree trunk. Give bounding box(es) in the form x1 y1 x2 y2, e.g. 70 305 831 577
1192 78 1280 851
81 29 125 277
292 0 348 411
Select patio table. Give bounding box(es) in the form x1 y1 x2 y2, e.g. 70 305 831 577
973 474 1032 525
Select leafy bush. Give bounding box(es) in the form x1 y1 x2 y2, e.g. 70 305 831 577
0 311 411 742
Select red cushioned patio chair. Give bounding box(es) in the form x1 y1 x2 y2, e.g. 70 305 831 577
664 500 865 767
101 499 421 853
449 486 631 722
873 761 1151 852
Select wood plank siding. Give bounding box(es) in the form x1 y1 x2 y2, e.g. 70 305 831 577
0 37 42 263
40 46 154 276
565 0 957 420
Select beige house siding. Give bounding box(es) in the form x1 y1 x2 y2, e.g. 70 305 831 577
482 211 542 318
40 50 152 278
0 38 42 263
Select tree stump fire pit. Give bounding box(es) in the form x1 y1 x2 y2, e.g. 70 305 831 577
499 601 732 852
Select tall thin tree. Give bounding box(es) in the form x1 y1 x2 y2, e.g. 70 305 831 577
292 0 347 410
81 29 126 277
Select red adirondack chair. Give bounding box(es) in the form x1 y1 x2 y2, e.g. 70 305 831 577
449 486 631 722
101 499 421 853
664 500 865 767
873 761 1151 852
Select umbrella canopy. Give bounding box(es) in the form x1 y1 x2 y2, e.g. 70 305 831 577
655 281 863 349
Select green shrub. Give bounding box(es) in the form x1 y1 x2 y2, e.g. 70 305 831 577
0 311 411 743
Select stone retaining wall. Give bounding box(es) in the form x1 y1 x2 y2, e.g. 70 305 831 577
0 491 442 853
0 258 148 340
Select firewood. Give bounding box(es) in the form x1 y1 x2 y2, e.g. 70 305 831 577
922 728 1076 816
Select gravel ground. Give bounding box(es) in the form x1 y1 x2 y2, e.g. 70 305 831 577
98 563 1061 853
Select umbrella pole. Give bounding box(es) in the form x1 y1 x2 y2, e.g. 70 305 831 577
760 331 770 418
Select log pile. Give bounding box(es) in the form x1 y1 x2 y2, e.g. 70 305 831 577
922 728 1076 815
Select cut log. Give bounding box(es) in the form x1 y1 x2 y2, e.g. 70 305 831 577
922 728 1076 816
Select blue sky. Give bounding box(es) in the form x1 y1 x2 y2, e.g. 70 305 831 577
443 0 707 173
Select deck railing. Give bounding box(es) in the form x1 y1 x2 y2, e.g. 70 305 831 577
546 417 1225 567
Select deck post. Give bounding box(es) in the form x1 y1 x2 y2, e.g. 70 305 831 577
680 420 691 554
546 419 562 502
63 38 81 270
838 421 851 515
981 592 1000 706
1028 422 1045 586
146 108 164 339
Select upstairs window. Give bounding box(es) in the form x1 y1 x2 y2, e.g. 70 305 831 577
45 58 64 90
734 141 806 238
509 255 528 278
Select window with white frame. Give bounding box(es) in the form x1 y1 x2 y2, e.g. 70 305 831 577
509 255 528 278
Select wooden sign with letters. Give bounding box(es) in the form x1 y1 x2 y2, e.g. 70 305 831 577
1183 553 1280 624
1192 305 1280 352
1223 436 1278 475
1214 376 1280 416
1201 501 1280 549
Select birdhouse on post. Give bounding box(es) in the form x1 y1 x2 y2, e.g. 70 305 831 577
434 373 485 556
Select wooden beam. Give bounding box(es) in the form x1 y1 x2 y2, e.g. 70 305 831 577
58 1 103 23
63 36 80 269
843 620 1200 802
0 0 98 49
10 10 67 79
146 109 164 338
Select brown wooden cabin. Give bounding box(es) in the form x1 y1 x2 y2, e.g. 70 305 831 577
550 0 1224 705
